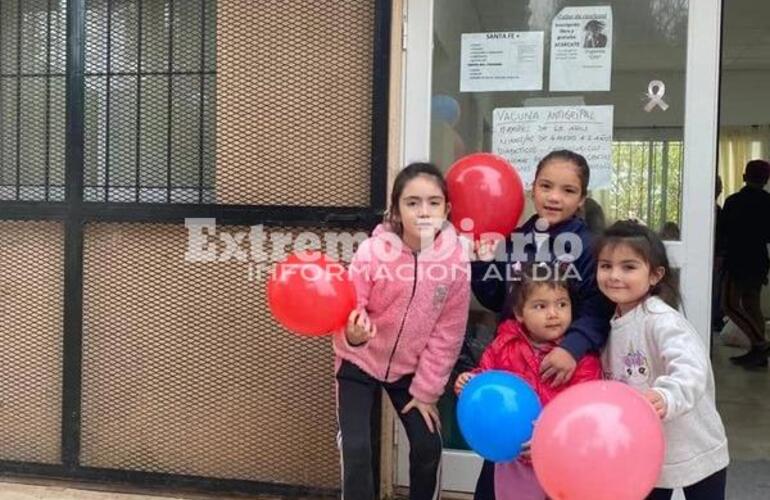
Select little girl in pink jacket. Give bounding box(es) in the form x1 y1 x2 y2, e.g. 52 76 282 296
334 163 470 500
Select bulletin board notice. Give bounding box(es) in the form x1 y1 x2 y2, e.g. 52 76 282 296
460 31 544 92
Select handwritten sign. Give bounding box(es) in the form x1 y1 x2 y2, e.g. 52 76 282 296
492 105 613 189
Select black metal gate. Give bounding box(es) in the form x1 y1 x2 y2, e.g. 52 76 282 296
0 0 389 496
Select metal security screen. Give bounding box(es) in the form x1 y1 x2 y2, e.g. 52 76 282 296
83 0 216 203
216 0 376 206
0 0 390 496
0 0 67 202
594 140 684 229
0 221 64 464
81 223 341 489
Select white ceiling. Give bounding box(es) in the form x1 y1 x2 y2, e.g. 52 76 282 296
722 0 770 70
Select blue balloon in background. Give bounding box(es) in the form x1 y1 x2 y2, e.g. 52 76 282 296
457 371 542 462
431 94 460 125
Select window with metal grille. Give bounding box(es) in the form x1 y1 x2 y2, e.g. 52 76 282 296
595 140 684 231
2 0 385 210
0 0 67 202
83 0 216 203
0 0 387 496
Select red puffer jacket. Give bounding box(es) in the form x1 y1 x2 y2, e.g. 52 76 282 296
472 319 601 405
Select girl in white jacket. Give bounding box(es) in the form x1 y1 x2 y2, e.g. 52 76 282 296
596 221 728 500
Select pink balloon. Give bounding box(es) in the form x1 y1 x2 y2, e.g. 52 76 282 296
531 381 665 500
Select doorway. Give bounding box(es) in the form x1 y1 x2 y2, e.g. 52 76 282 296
713 0 770 498
401 0 721 494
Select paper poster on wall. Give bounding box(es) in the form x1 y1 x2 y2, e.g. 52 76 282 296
492 105 613 189
549 6 612 91
460 32 544 92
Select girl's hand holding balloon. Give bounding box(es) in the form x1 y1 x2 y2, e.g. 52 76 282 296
473 238 500 262
644 389 667 418
454 371 475 394
518 417 540 462
519 439 532 461
345 310 376 346
402 398 441 434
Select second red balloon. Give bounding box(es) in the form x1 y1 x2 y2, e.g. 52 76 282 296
446 153 525 240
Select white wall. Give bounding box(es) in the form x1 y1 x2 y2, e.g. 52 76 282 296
720 70 770 126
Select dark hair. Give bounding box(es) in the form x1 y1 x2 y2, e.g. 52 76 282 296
387 162 448 234
595 220 681 309
583 197 606 234
585 20 605 31
534 150 590 197
744 159 770 185
507 262 574 319
658 221 681 241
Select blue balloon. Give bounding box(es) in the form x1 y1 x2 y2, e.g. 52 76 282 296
457 371 542 462
431 94 460 125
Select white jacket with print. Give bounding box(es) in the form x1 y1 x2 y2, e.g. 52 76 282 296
601 296 729 489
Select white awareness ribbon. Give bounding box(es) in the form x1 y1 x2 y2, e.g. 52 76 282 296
644 80 669 112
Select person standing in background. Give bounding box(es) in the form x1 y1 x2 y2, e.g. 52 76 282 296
720 160 770 370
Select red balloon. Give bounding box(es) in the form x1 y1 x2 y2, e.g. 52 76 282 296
531 381 665 500
267 251 356 336
446 153 525 239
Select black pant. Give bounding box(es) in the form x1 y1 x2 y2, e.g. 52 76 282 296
647 468 727 500
336 360 442 500
722 272 766 346
474 459 496 500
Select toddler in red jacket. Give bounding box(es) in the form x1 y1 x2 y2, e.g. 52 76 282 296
456 262 602 500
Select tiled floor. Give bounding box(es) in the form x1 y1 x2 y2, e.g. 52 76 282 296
0 481 185 500
713 341 770 499
0 479 285 500
714 342 770 460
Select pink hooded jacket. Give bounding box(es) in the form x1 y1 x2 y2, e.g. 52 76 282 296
334 223 471 404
